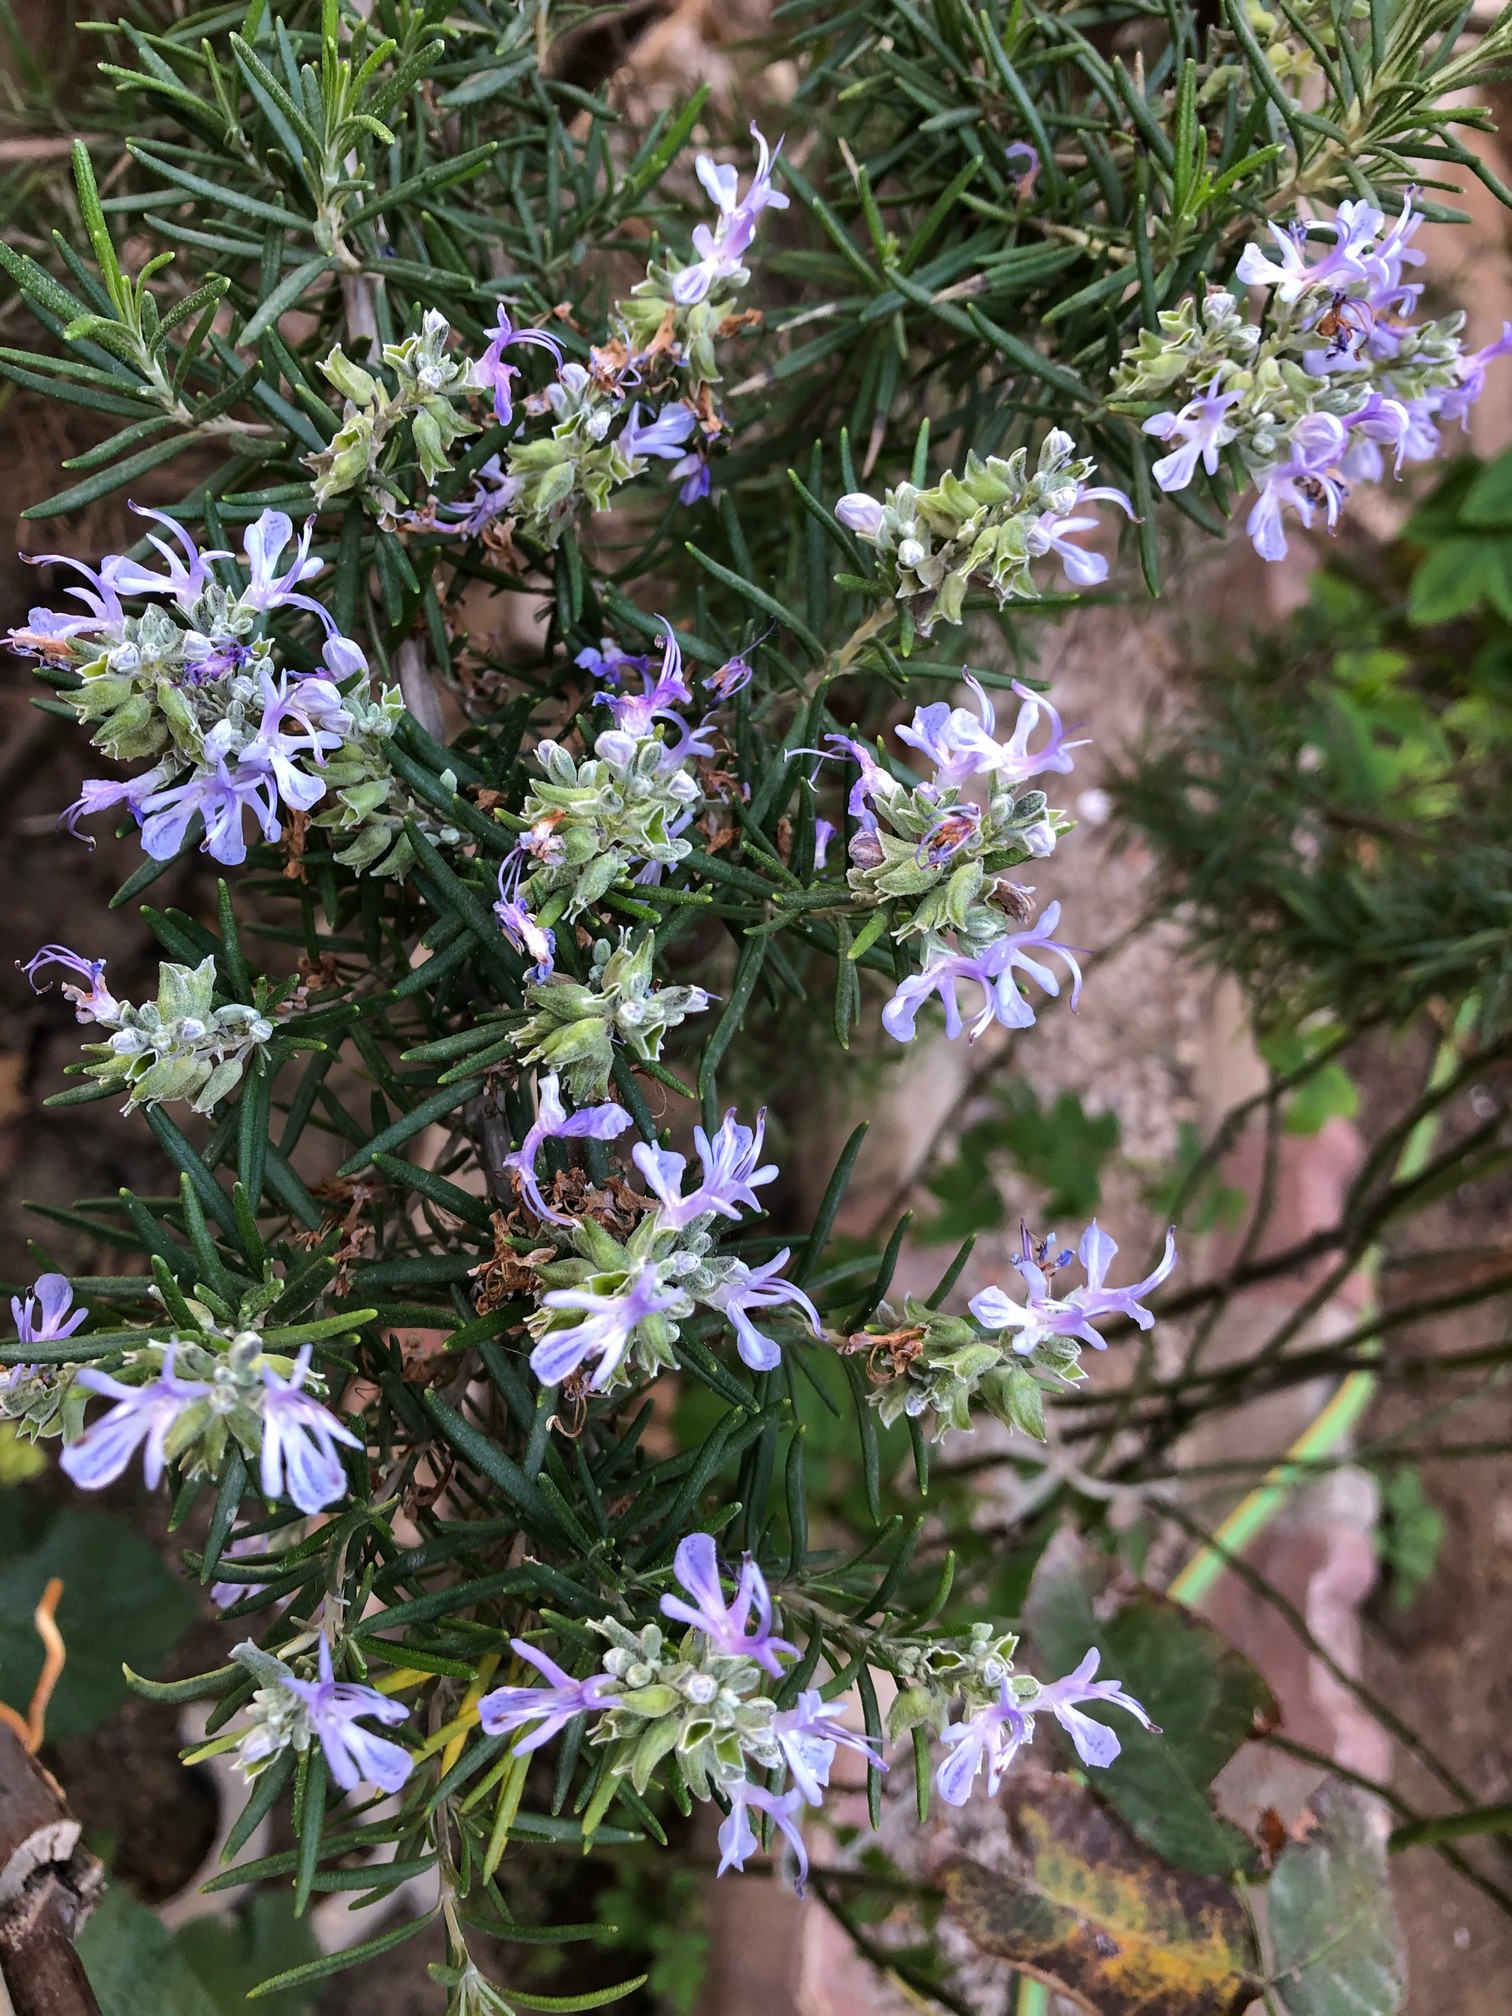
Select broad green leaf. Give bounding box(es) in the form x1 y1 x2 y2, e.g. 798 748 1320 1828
176 1896 320 2016
1283 1061 1359 1135
1269 1782 1405 2016
1460 450 1512 527
79 1885 219 2016
941 1766 1260 2016
0 1507 197 1739
1024 1530 1275 1874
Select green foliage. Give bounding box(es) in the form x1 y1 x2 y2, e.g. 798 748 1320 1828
0 1503 196 1740
1115 454 1512 1037
1268 1782 1406 2016
0 0 1505 2005
917 1082 1120 1243
1374 1465 1447 1613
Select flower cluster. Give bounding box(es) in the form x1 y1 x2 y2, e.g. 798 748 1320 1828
23 947 274 1114
509 929 712 1105
9 506 436 876
1115 194 1512 561
504 1081 818 1391
500 623 713 925
473 1534 1149 1887
1 1284 359 1517
849 1222 1177 1437
327 128 787 545
836 429 1132 638
828 677 1086 1047
232 1638 414 1795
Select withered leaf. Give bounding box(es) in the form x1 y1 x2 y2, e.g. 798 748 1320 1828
1268 1781 1404 2016
939 1768 1260 2016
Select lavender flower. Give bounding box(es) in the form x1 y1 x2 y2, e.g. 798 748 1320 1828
59 1346 211 1492
435 454 521 537
673 125 789 306
812 817 836 870
1026 1649 1157 1767
897 676 1084 791
704 1253 821 1373
258 1348 362 1515
880 901 1083 1044
1245 413 1349 563
659 1532 795 1677
1235 200 1389 302
771 1690 884 1804
501 1071 633 1226
1060 1222 1178 1342
1143 387 1241 492
716 1779 809 1889
103 504 229 605
632 1108 777 1230
834 492 885 538
10 1273 87 1351
21 945 120 1022
494 860 556 981
475 306 565 427
531 1266 684 1389
598 620 694 737
936 1681 1029 1806
477 1638 621 1749
575 637 652 688
238 511 332 629
620 401 697 462
238 1638 413 1794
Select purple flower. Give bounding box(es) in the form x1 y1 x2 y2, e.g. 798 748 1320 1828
771 1690 884 1804
705 1252 821 1373
812 817 836 870
477 1638 620 1749
1027 483 1133 588
1059 1222 1177 1343
717 1779 809 1890
599 619 694 737
633 1108 777 1230
936 1680 1029 1806
502 1071 633 1227
1143 387 1241 493
668 446 712 505
137 758 272 866
620 401 697 462
475 307 564 427
880 901 1083 1044
897 675 1007 789
1003 140 1039 194
1236 205 1380 303
275 1638 413 1794
1437 321 1512 429
673 124 790 306
820 733 901 827
10 1273 87 1351
709 648 757 699
18 552 126 646
531 1266 683 1389
102 504 229 607
238 511 332 630
966 1266 1063 1357
59 1345 211 1492
1340 392 1415 479
57 771 166 848
1245 413 1349 563
259 1348 362 1515
495 897 556 983
1027 1648 1156 1768
21 944 120 1023
834 492 885 538
659 1532 795 1677
575 637 652 688
435 455 521 537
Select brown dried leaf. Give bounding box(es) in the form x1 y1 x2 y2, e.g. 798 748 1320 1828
938 1768 1260 2016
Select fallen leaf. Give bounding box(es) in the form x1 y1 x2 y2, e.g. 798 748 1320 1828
938 1767 1261 2016
1268 1781 1405 2016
